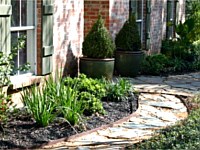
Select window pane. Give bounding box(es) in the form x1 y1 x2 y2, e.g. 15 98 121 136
11 31 27 75
21 0 27 26
11 0 20 27
11 0 35 27
137 1 142 20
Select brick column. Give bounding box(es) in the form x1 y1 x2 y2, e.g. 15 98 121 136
36 0 42 75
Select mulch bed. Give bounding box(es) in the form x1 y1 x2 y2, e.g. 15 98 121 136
0 98 138 149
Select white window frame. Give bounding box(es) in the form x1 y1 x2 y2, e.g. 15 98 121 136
10 0 37 75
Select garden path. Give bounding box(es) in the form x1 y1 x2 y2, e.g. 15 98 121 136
42 72 200 149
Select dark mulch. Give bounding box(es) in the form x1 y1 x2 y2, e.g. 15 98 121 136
0 97 138 149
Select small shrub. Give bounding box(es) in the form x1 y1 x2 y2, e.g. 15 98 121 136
115 14 141 51
141 54 171 75
82 15 115 58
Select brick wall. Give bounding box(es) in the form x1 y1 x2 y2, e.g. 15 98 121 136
149 0 185 54
109 0 129 39
84 0 110 37
84 0 129 39
53 0 84 76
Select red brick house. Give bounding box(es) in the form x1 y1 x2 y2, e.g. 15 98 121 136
0 0 185 106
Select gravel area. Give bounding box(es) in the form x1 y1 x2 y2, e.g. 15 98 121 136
0 97 138 149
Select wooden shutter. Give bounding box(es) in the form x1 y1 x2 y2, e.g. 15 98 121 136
146 0 151 50
42 0 54 75
0 0 12 55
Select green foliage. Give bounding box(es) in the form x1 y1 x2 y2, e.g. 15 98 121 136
64 74 105 115
79 92 105 116
191 40 200 70
22 85 57 127
161 39 186 59
0 53 13 86
64 74 133 115
130 96 200 150
115 14 141 51
141 54 171 75
106 78 132 101
82 15 115 58
0 89 12 123
185 0 200 41
0 35 30 86
57 83 83 126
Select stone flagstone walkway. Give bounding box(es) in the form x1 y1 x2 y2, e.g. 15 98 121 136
42 72 200 149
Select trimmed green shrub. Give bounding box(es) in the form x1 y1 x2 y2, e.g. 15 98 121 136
82 15 115 58
115 14 141 51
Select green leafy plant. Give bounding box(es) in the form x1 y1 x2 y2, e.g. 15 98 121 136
115 13 141 51
64 74 105 115
191 40 200 70
106 78 132 101
185 0 200 41
0 35 30 86
82 14 115 58
0 89 12 124
79 92 105 116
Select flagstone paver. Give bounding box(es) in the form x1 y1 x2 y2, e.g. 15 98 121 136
42 72 200 149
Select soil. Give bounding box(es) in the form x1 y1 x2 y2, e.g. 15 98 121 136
0 98 138 149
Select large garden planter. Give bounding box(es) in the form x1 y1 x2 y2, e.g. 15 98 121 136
115 50 144 77
80 57 115 79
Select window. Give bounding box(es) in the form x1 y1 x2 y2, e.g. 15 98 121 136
11 0 36 75
130 0 144 42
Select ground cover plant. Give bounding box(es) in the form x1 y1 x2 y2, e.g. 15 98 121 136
127 95 200 150
0 74 138 149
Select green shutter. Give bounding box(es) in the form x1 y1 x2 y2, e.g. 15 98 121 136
42 0 54 75
0 0 11 55
146 0 151 50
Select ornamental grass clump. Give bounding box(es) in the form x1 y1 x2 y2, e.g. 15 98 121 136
82 15 115 58
115 14 141 51
22 85 57 127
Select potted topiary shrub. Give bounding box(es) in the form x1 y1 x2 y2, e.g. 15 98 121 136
115 14 145 77
80 15 115 79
